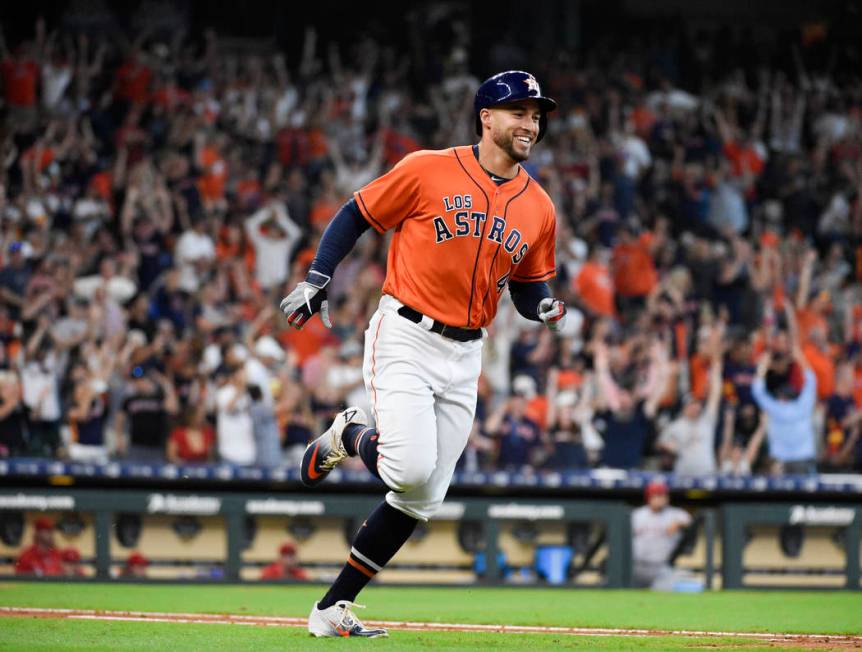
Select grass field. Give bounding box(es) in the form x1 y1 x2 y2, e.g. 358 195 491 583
1 582 861 651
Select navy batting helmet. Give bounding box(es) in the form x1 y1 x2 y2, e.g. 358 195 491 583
474 70 558 142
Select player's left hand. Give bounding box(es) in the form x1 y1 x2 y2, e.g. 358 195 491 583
279 271 332 329
538 297 567 332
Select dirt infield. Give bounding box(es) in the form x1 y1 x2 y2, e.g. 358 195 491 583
2 606 861 649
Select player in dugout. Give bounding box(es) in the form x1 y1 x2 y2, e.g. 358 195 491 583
60 548 86 577
121 551 150 578
260 541 310 581
15 516 63 577
280 70 566 637
631 478 693 589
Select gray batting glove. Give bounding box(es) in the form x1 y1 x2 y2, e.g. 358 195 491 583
538 297 567 332
280 270 332 329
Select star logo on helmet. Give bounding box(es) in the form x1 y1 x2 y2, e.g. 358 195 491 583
525 75 541 94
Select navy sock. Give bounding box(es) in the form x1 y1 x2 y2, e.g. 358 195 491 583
318 501 418 609
342 423 382 480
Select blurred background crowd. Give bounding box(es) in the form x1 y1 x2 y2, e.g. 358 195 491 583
0 2 860 478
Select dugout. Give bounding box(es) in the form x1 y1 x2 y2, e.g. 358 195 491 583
0 461 860 590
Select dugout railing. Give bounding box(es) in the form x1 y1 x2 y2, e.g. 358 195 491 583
1 462 861 589
0 489 633 587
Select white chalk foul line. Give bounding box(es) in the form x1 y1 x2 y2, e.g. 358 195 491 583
1 606 860 643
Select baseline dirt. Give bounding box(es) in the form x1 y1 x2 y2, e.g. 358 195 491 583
1 607 860 649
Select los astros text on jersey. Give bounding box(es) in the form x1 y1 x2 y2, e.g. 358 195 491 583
354 145 557 328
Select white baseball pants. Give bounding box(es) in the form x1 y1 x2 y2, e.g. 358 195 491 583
362 295 483 521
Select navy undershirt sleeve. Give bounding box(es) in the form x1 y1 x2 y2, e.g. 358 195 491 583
309 198 371 281
509 280 551 322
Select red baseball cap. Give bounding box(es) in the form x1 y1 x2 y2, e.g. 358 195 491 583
61 548 81 563
126 552 150 567
279 542 297 556
645 478 669 501
34 517 54 531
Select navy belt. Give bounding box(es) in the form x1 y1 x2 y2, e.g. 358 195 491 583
397 306 482 342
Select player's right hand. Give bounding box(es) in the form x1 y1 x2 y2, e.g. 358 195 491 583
279 271 332 329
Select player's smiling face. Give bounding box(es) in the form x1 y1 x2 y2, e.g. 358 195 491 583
485 99 541 163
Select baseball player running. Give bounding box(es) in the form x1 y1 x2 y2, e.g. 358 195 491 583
280 70 566 638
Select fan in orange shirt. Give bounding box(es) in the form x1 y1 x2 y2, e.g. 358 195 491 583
309 170 344 231
713 103 765 180
630 103 656 139
88 170 113 201
850 304 862 341
574 248 615 317
689 349 712 402
20 145 55 173
196 134 229 211
382 126 421 168
511 374 550 430
722 140 765 178
612 224 657 302
279 314 337 367
794 248 830 343
802 325 837 401
306 126 329 161
796 294 830 344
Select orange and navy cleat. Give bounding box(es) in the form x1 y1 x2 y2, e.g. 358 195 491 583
300 407 367 487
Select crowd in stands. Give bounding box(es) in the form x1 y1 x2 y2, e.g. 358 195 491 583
0 10 861 478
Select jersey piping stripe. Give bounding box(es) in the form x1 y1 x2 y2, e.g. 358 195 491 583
511 268 556 281
478 176 532 322
369 313 391 490
453 147 491 328
355 191 386 233
478 238 502 325
369 314 385 429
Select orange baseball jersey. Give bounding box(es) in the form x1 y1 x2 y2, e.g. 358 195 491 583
354 146 557 328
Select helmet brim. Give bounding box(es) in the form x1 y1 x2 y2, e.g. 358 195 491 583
483 96 557 114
